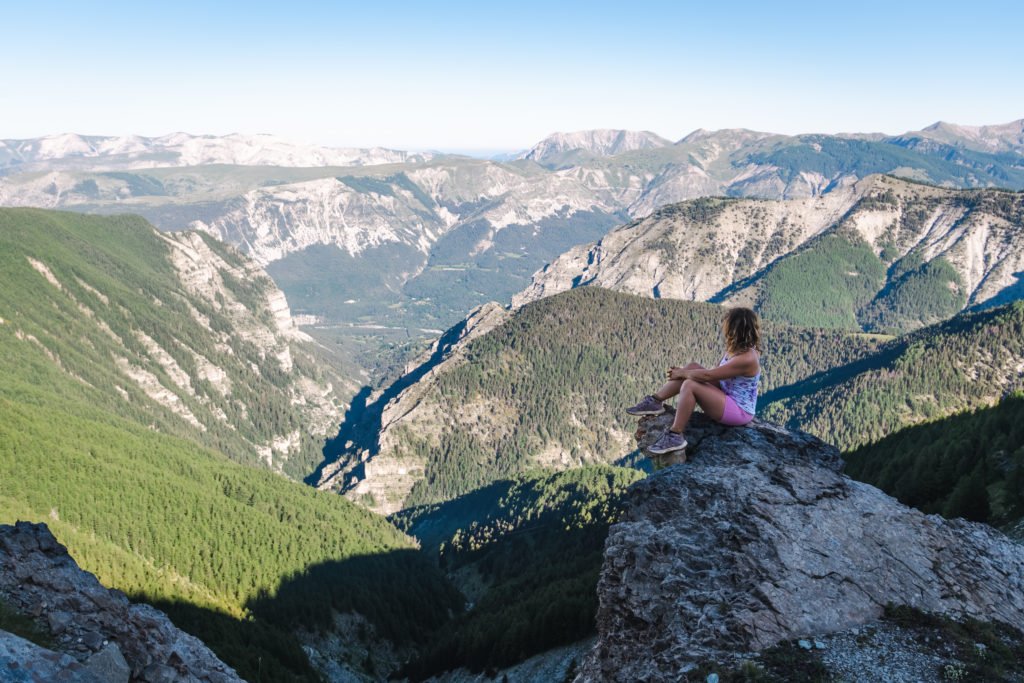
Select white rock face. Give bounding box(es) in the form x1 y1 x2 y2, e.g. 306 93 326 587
0 132 430 171
520 129 672 163
513 175 1024 316
580 414 1024 680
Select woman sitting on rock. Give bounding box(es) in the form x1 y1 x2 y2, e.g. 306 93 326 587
626 306 761 454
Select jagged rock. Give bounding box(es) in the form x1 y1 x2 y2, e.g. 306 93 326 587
84 642 130 683
578 413 1024 682
0 630 105 682
0 521 241 682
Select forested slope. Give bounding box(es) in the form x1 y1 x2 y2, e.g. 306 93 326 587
0 208 349 479
761 300 1024 450
844 393 1024 535
341 287 885 510
392 465 643 678
0 208 462 680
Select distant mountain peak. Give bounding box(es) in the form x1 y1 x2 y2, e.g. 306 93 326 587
913 118 1024 153
0 132 433 171
519 129 671 163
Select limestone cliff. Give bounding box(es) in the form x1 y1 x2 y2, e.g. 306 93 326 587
578 413 1024 681
514 175 1024 329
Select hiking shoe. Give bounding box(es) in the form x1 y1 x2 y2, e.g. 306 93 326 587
648 430 687 454
626 395 666 416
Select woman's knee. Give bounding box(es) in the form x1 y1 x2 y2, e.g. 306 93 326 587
684 362 702 370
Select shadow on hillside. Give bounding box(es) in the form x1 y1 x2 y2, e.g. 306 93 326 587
144 547 462 683
244 549 462 646
306 316 474 487
759 341 903 406
142 598 319 683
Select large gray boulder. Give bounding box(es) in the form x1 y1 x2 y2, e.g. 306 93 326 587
0 521 241 682
578 413 1024 681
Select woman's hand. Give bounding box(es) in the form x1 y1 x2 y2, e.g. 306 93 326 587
667 366 687 380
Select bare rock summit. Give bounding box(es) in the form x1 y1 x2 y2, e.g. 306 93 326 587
577 413 1024 681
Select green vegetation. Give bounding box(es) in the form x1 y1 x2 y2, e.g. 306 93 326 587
858 256 965 333
393 466 643 678
100 171 169 197
371 287 882 507
742 135 1024 188
762 301 1024 450
844 393 1024 527
0 208 344 480
883 604 1024 681
0 208 464 679
0 596 53 649
338 172 434 209
0 386 462 679
755 231 887 329
269 208 624 333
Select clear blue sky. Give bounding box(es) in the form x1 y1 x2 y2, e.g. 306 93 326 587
3 0 1022 151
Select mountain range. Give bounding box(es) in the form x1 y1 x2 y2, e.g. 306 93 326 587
0 132 431 173
514 175 1024 333
2 120 1022 340
3 119 1024 681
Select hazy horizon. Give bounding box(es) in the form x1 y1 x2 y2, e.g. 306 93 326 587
4 0 1023 150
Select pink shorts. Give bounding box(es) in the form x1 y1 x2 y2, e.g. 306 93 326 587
720 396 754 426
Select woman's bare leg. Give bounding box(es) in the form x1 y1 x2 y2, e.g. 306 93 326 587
653 362 704 401
671 379 728 432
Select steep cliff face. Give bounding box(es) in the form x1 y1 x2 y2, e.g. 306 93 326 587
316 301 512 513
514 175 1024 331
0 522 240 682
578 413 1024 681
0 208 349 478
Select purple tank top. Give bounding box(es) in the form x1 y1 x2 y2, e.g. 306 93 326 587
718 351 760 415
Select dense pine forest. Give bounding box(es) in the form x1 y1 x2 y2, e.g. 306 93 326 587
373 287 886 508
392 466 643 678
761 300 1024 450
844 393 1024 531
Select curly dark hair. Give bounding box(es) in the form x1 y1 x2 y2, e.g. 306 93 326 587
723 307 761 355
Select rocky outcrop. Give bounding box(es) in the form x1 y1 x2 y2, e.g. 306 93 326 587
0 522 241 682
578 413 1024 681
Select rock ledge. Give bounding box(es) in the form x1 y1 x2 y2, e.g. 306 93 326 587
578 414 1024 681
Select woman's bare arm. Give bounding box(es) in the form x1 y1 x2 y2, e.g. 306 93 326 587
668 350 758 382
